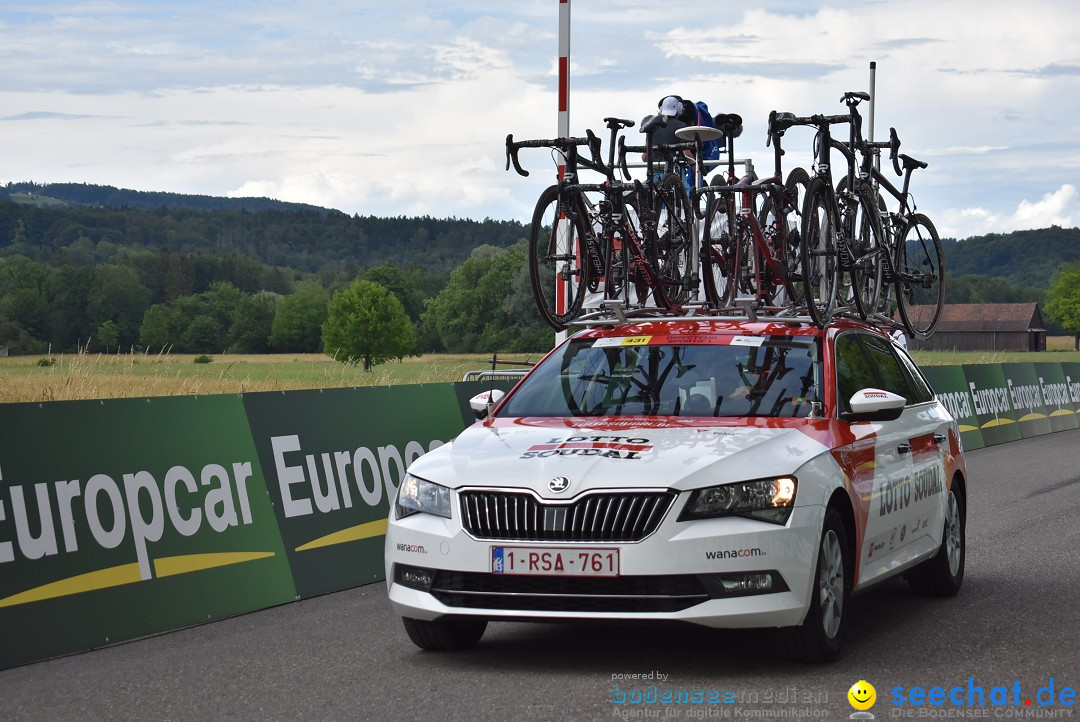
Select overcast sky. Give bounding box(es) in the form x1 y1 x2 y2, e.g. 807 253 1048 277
0 1 1077 241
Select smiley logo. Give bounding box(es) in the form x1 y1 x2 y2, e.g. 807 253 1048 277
848 680 877 711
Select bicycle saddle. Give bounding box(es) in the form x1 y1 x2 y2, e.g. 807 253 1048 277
713 113 743 138
604 117 635 130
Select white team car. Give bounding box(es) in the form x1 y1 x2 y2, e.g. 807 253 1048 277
385 318 968 661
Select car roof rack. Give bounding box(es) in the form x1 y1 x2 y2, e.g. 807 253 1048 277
566 299 907 332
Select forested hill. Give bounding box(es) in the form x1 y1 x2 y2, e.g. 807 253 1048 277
3 181 1078 287
3 181 335 214
941 225 1080 288
0 184 529 275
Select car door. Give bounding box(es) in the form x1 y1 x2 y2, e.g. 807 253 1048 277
858 333 946 574
833 331 913 589
890 340 951 560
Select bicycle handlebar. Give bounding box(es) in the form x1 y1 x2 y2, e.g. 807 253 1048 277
504 130 605 178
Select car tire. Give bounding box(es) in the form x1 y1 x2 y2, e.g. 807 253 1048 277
907 485 965 596
402 616 487 651
779 507 850 663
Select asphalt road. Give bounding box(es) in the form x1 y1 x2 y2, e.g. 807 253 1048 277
3 430 1079 721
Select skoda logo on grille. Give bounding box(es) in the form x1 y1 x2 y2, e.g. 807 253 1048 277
548 476 571 494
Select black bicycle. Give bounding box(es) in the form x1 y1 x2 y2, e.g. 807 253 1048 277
784 91 890 326
832 127 944 339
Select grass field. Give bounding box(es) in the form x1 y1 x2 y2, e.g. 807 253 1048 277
1 338 1077 404
0 350 543 404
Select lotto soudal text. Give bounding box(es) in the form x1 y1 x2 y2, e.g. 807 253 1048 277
880 466 943 517
520 436 653 461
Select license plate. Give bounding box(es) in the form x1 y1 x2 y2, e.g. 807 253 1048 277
491 546 620 577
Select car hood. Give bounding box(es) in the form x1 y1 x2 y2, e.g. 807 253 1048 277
408 417 832 499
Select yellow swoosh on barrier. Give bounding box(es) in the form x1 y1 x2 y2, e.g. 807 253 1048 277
1049 409 1075 417
154 551 276 578
295 518 388 552
1018 413 1048 422
0 563 142 609
958 424 978 432
981 418 1017 428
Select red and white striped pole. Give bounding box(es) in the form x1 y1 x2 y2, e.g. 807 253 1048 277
558 0 570 144
555 0 571 343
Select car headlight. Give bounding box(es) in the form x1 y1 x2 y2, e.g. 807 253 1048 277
396 474 452 520
678 476 797 525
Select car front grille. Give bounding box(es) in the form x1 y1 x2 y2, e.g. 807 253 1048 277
459 490 675 542
430 571 710 613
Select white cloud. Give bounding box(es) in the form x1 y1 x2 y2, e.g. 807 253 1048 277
938 184 1078 238
1 1 1079 240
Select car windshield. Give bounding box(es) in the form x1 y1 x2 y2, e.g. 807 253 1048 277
498 335 821 418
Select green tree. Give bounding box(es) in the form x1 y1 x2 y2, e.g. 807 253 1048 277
97 320 119 352
140 304 184 352
228 291 279 353
322 280 416 370
180 314 225 353
1046 261 1080 349
421 243 549 353
88 264 152 350
269 281 328 353
360 264 426 322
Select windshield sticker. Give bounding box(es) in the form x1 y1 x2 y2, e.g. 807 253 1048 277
730 336 765 347
520 436 653 461
593 336 652 348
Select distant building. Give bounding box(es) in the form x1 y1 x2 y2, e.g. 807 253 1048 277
906 303 1046 352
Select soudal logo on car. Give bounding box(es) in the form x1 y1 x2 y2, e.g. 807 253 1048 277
520 436 653 461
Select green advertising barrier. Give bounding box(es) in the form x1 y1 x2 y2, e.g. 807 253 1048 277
962 363 1024 446
0 395 296 670
1033 362 1080 433
1061 363 1080 423
1000 363 1053 438
241 384 474 599
920 365 985 451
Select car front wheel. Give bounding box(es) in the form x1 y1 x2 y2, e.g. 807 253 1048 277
780 507 850 663
402 616 487 651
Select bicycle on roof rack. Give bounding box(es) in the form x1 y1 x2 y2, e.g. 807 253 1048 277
780 91 891 328
831 126 944 339
691 111 812 314
506 116 694 330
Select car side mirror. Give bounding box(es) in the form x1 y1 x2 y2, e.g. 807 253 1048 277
840 388 906 423
469 389 506 420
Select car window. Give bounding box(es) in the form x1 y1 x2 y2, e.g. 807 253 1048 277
860 334 914 402
834 332 915 413
892 345 934 404
497 336 821 418
834 333 878 414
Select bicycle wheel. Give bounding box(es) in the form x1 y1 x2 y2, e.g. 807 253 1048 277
701 192 737 308
528 184 590 330
799 177 840 326
757 167 810 308
847 188 887 320
779 167 811 311
652 174 695 310
894 212 945 340
619 192 652 308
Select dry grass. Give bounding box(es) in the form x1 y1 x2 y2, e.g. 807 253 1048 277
0 347 542 404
